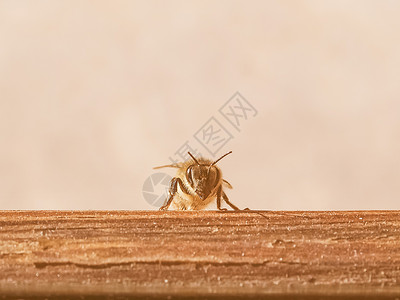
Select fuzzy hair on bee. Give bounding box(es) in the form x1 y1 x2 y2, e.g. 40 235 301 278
154 151 242 211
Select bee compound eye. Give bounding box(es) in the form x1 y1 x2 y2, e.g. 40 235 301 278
207 166 220 187
186 166 193 186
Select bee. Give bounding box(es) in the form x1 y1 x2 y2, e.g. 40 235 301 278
154 151 243 211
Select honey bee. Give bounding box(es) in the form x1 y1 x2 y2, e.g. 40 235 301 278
154 151 243 211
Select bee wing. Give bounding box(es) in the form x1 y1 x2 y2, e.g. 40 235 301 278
223 179 233 189
153 163 182 170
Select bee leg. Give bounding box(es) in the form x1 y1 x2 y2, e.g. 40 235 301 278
216 186 227 211
159 177 179 211
222 191 240 211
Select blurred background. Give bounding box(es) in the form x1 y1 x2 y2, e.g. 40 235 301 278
1 0 399 210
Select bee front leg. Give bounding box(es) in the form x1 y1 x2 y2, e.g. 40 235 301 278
216 186 227 211
159 177 179 211
222 191 240 211
159 177 189 211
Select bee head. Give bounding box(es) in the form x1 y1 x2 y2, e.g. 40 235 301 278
186 151 232 200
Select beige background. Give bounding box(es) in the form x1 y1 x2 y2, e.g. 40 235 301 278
1 0 399 210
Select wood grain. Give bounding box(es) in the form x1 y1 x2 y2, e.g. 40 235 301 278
0 210 399 299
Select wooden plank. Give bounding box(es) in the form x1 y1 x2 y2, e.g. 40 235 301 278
0 210 399 299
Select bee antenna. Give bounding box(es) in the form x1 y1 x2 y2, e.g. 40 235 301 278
211 151 232 166
188 151 200 165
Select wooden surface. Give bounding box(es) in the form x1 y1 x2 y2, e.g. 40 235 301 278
0 210 400 299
